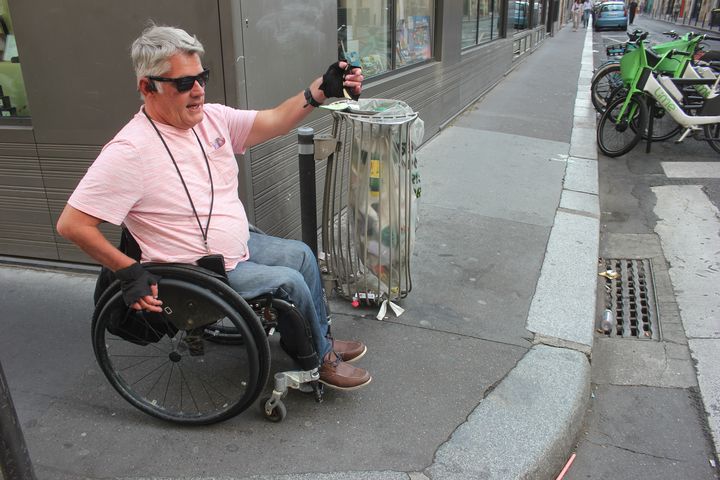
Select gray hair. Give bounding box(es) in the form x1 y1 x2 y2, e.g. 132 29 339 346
131 24 205 86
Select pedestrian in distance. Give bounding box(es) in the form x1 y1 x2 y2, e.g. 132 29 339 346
56 24 372 392
572 0 583 31
582 0 593 28
629 0 638 24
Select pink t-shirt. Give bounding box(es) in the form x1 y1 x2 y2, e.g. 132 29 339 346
69 104 258 270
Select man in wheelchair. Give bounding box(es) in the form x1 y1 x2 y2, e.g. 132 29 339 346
56 24 371 392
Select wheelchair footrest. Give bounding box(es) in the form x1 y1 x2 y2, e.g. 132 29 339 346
261 368 322 422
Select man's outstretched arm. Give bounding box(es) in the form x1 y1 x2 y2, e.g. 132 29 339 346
245 61 363 147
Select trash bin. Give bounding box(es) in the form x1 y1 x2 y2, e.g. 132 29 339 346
712 8 720 26
321 99 422 308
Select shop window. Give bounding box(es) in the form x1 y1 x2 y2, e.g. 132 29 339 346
532 0 545 28
512 0 546 31
462 0 479 48
463 0 500 47
395 0 433 68
512 0 530 31
0 0 30 118
338 0 434 78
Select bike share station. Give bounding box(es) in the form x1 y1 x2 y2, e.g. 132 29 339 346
595 30 720 157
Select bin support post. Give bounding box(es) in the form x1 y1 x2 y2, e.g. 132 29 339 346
0 360 36 480
298 126 317 256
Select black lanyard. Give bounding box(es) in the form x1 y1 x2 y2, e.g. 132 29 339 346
143 108 214 254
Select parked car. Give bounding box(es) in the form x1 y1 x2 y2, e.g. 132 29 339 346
594 1 628 31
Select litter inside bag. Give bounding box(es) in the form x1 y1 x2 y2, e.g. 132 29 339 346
344 107 423 301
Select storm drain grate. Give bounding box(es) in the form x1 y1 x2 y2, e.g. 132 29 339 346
600 258 660 340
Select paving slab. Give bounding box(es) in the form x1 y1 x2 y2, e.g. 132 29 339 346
560 189 599 216
591 338 697 388
689 338 720 455
368 205 548 346
653 185 720 339
417 127 567 227
565 156 599 195
568 385 718 480
526 210 599 351
661 162 720 178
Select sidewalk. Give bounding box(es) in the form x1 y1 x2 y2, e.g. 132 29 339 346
647 13 720 34
0 25 598 480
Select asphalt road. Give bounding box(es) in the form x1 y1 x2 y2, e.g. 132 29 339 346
567 14 720 479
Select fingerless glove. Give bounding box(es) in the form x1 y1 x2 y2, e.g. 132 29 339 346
114 262 160 306
319 62 360 101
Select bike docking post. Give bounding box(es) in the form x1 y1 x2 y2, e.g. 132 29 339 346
0 360 36 480
646 103 656 153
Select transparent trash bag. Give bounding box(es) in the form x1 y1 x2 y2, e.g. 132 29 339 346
323 99 422 304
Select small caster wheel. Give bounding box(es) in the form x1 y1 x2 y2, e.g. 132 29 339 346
260 397 287 422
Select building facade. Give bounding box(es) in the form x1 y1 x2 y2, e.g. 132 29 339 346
649 0 720 27
0 0 556 264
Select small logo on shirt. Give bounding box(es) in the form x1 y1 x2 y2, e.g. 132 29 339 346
211 137 226 150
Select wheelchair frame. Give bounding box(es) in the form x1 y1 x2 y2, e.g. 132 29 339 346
92 262 325 424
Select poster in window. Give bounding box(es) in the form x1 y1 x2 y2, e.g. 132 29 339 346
397 16 431 66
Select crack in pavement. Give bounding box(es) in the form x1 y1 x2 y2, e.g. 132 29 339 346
586 439 686 463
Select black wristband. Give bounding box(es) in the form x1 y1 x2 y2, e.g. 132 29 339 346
114 262 160 307
304 88 322 108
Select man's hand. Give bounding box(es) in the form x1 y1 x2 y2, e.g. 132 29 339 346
114 262 163 312
245 61 365 147
319 61 364 101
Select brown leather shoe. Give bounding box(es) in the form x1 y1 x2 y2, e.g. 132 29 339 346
332 339 367 363
319 352 372 391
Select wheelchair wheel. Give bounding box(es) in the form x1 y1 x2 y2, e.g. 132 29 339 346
92 270 270 425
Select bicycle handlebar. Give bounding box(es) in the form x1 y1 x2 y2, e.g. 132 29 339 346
704 35 720 42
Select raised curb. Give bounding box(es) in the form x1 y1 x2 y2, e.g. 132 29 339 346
527 25 598 355
525 210 599 352
426 345 591 480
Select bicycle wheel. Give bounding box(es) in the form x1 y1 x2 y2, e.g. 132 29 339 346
597 94 647 157
591 63 623 113
703 123 720 154
635 99 681 142
92 276 268 425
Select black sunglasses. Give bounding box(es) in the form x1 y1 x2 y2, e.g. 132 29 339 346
148 69 210 92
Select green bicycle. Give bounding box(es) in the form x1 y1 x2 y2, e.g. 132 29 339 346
596 33 720 157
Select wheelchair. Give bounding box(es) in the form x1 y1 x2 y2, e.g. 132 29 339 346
91 230 325 425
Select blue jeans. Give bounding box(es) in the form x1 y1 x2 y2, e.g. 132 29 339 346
226 232 330 362
583 10 590 27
